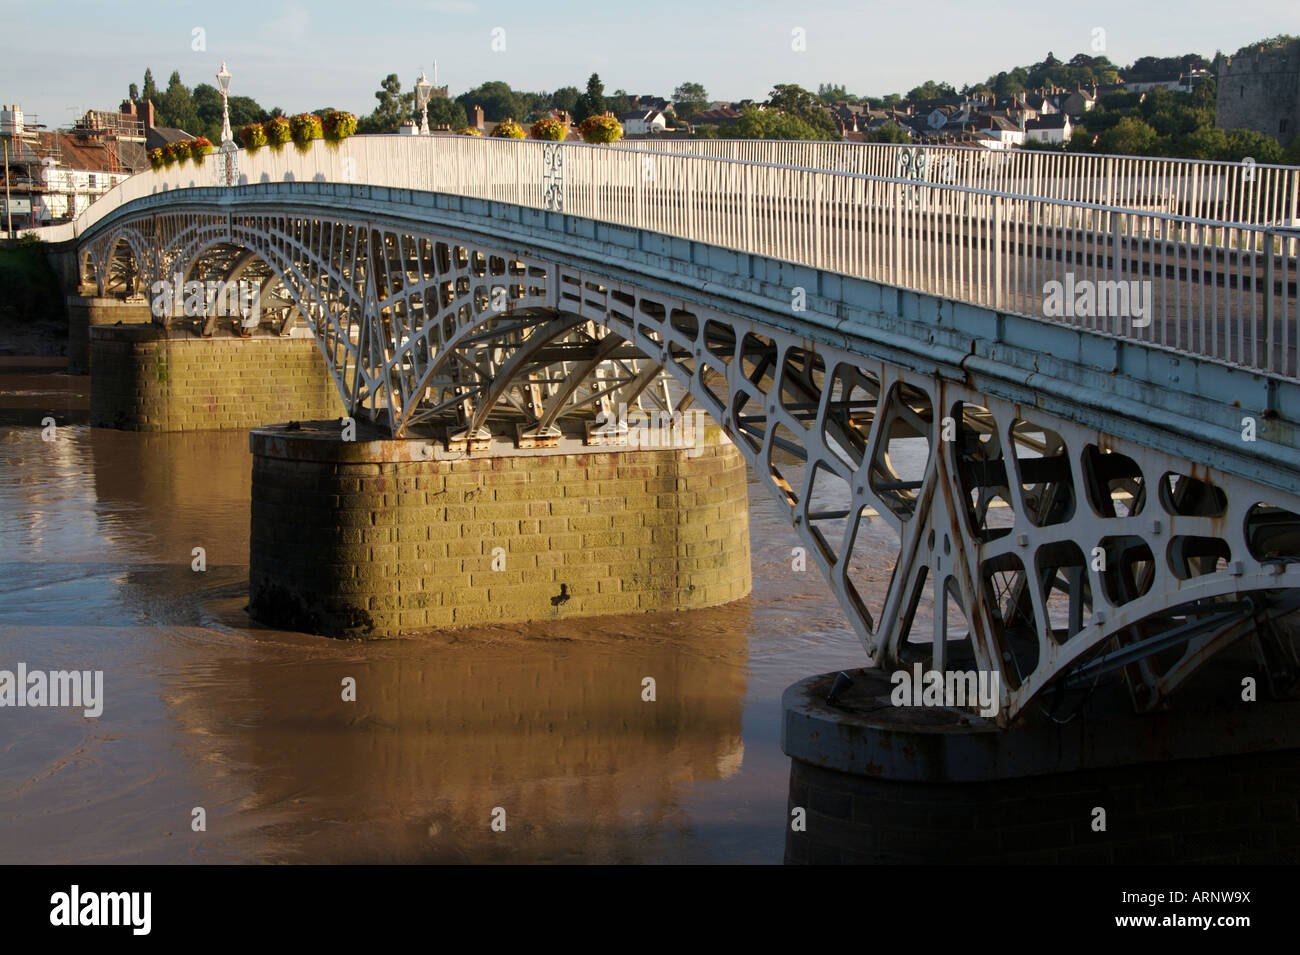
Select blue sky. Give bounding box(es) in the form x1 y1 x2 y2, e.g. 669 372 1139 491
2 0 1297 127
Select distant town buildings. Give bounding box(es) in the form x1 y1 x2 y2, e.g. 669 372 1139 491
0 99 196 226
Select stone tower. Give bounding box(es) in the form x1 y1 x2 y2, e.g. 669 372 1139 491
1215 38 1300 147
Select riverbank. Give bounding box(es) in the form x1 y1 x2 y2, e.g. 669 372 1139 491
0 240 68 357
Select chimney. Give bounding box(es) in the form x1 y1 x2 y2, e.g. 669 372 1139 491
473 104 484 130
145 100 155 128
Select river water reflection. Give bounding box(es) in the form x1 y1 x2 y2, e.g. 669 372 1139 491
0 358 881 863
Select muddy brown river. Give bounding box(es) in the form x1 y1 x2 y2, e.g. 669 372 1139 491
0 356 906 863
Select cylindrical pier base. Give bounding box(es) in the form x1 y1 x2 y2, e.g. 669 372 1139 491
782 668 1300 864
248 421 752 637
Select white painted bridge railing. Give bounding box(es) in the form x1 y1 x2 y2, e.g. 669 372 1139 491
614 138 1300 228
66 135 1300 380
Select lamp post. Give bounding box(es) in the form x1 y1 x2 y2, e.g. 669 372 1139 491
215 62 239 188
415 71 433 135
217 61 233 145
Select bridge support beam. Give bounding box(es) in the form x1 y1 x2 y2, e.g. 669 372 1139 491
247 423 752 637
67 296 151 375
782 662 1300 864
88 325 340 431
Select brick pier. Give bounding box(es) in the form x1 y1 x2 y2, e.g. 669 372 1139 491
89 324 340 430
247 421 752 636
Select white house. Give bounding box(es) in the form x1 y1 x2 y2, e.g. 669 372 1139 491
1024 113 1073 145
622 109 668 135
980 115 1025 146
972 130 1012 151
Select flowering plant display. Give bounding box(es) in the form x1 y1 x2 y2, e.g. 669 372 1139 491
190 136 214 164
491 119 526 139
579 113 623 145
321 110 357 145
239 123 267 152
265 116 292 151
289 112 323 152
530 116 567 141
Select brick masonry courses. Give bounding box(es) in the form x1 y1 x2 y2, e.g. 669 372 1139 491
247 422 752 637
89 323 341 430
68 297 151 375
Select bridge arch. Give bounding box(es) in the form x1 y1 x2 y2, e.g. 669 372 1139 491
72 163 1300 724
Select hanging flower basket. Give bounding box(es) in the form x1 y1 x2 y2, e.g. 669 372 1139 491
579 113 623 145
239 123 267 153
321 110 357 146
190 136 214 165
169 139 194 165
530 116 567 141
491 119 526 139
289 113 323 152
457 127 483 136
149 147 165 171
265 116 292 151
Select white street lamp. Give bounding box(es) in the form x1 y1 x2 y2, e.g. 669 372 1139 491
216 61 233 146
215 62 239 188
415 71 433 135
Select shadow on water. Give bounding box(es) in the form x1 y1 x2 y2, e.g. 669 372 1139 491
7 368 869 862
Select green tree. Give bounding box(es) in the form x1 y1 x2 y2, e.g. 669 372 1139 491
1176 125 1228 159
574 73 605 123
906 80 957 102
192 83 224 140
606 89 632 119
159 70 198 131
865 121 912 143
735 105 825 140
1097 116 1158 156
359 74 414 133
427 98 468 130
1222 128 1284 163
228 95 269 130
817 83 850 104
765 84 839 138
142 68 159 105
672 81 708 118
455 81 523 123
128 82 139 102
549 86 580 114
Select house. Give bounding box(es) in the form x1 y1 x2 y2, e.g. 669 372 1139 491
972 130 1013 150
1059 87 1098 118
1124 74 1183 93
1126 69 1211 94
629 95 672 115
116 99 195 151
1024 112 1073 145
1024 93 1057 115
693 106 742 127
0 106 154 224
977 114 1025 146
622 109 668 135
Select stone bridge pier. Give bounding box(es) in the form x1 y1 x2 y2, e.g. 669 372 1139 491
247 421 752 637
